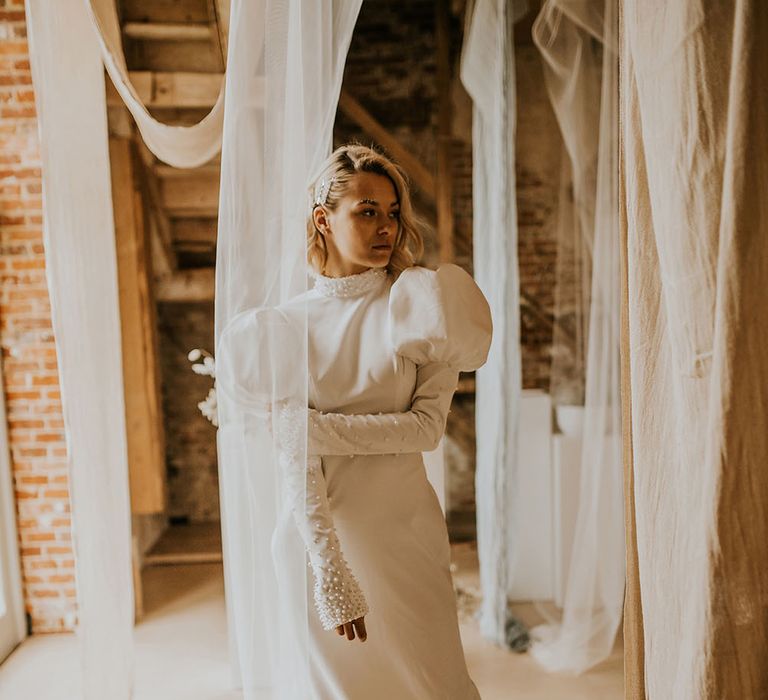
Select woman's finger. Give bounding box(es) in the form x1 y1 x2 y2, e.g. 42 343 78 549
336 624 345 636
354 617 367 642
344 622 355 640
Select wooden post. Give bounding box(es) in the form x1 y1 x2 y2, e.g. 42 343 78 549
109 137 167 515
435 0 454 263
134 139 178 277
207 0 230 68
132 533 144 621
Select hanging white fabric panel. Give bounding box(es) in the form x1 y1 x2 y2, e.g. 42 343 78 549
529 0 623 674
25 0 134 697
84 0 225 168
214 1 361 697
460 0 523 645
538 0 602 409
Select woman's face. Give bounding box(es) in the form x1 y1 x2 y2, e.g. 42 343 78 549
314 172 400 276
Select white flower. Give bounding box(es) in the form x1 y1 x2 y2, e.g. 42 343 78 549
197 386 219 427
188 348 218 424
192 363 212 376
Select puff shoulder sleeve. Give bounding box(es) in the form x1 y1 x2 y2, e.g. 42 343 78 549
216 306 305 417
389 264 492 370
307 264 492 456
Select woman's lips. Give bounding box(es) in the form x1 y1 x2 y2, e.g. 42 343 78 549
372 243 392 250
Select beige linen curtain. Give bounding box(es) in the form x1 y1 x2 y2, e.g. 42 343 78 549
621 1 768 697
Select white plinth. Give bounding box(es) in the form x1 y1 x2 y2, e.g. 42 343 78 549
508 390 553 601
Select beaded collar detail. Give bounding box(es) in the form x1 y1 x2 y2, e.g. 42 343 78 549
312 267 387 298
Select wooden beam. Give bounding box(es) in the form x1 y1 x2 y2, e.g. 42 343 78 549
166 206 219 219
155 268 215 302
134 139 177 275
146 216 172 279
207 0 230 68
121 0 209 23
154 163 220 179
338 90 436 200
145 551 222 565
160 169 220 212
435 0 454 262
105 71 228 109
107 104 133 139
109 137 167 515
125 42 223 74
173 218 218 245
132 534 144 621
216 0 231 60
123 22 212 41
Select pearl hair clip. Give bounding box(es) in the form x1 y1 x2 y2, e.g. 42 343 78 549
314 176 335 207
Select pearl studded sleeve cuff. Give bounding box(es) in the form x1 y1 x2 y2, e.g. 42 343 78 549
286 453 369 630
307 362 459 456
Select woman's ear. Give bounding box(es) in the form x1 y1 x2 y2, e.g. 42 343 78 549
313 206 331 236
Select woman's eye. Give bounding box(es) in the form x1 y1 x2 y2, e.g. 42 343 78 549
360 209 399 218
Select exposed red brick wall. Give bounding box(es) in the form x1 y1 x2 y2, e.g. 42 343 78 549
0 0 77 633
515 40 561 392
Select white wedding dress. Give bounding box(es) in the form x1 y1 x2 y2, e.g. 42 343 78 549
292 264 492 699
219 262 492 699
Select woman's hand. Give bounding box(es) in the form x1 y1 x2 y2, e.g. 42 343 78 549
336 616 367 642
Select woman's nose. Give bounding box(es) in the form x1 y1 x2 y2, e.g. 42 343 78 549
377 215 395 234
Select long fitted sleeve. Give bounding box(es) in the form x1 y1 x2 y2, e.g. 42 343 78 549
308 361 459 456
275 403 369 630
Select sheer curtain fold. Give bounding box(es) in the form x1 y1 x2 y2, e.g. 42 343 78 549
460 0 522 645
535 0 601 407
85 0 225 168
529 0 623 674
214 1 361 697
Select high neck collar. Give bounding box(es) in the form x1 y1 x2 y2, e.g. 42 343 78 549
312 267 387 298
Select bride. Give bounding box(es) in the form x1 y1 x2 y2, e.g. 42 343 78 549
222 143 492 699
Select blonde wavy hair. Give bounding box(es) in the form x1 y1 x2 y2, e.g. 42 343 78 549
307 143 425 276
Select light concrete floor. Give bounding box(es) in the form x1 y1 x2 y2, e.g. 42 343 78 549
0 545 623 699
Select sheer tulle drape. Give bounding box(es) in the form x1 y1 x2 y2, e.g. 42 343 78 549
530 0 623 673
536 2 603 407
460 0 524 645
214 1 361 697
